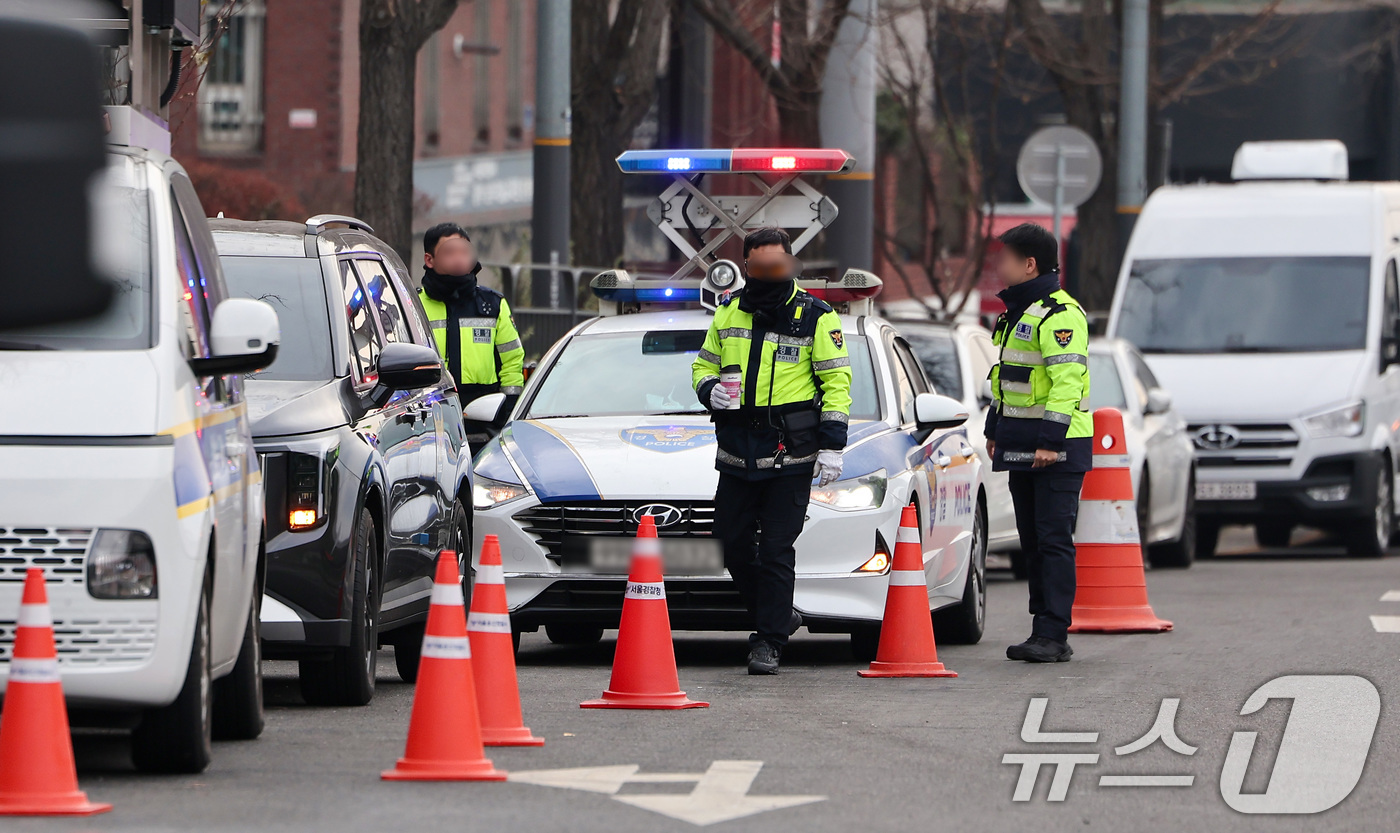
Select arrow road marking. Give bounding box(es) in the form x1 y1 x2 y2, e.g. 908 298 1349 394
509 760 826 826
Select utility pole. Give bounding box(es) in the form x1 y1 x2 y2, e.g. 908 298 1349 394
1117 0 1149 253
531 0 571 308
819 0 877 275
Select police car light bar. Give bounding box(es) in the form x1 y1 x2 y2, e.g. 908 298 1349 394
590 270 703 308
617 148 855 175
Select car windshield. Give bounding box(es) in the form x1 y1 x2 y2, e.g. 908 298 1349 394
525 328 881 420
220 255 335 381
2 155 152 350
1086 353 1126 410
901 329 963 400
1116 256 1370 353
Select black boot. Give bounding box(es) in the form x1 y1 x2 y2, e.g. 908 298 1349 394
748 641 781 675
1006 636 1073 663
788 610 803 636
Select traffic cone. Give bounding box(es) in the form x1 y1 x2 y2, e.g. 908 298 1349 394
382 551 506 781
0 569 111 815
580 516 708 709
1069 408 1173 633
859 505 958 677
468 535 543 746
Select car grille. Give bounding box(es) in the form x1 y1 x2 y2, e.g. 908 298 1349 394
0 616 158 667
0 527 93 585
1188 423 1297 468
513 500 715 561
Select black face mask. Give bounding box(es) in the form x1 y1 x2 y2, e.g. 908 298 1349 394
741 279 794 316
421 264 481 303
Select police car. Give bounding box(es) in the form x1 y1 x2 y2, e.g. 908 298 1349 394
469 148 987 658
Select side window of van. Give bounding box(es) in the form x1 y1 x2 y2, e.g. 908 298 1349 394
171 199 211 360
1385 260 1400 365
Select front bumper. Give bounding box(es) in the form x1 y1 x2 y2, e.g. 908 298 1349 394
0 443 204 709
1196 451 1381 526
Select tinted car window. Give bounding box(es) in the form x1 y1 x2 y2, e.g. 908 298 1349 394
221 255 335 381
902 329 964 400
1087 353 1126 410
353 259 412 344
341 260 381 383
525 329 880 421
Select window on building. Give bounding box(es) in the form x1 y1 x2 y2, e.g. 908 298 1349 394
473 0 491 147
198 0 265 153
421 32 441 153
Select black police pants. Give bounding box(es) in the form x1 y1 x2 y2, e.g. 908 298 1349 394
714 471 811 649
1007 469 1085 643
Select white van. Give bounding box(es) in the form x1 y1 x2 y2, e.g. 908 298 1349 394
0 147 279 772
1108 140 1400 557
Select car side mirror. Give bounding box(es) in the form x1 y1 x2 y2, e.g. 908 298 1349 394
368 343 443 406
1145 387 1172 415
190 299 280 377
465 391 508 424
915 392 969 429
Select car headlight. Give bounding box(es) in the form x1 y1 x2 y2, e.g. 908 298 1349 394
1303 401 1364 439
87 529 157 599
473 475 529 510
811 470 887 511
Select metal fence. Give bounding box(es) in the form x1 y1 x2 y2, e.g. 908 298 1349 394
484 261 673 358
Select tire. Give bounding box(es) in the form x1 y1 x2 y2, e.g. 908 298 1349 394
1148 470 1196 569
299 508 379 706
391 624 425 684
133 571 212 773
392 499 472 685
212 545 265 740
850 625 880 663
546 624 605 645
1255 520 1293 549
1345 458 1392 558
932 499 987 644
1135 471 1152 549
1196 519 1221 558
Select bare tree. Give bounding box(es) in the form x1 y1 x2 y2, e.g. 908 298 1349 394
571 0 670 268
1005 0 1294 308
877 0 1015 319
691 0 855 145
355 0 463 260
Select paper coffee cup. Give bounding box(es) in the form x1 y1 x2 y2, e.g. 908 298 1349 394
720 365 741 410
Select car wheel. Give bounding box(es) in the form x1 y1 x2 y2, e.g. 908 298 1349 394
1346 458 1392 558
932 498 987 644
1148 470 1195 569
1196 519 1221 558
546 624 605 645
212 538 265 740
391 623 425 684
1255 520 1293 549
1135 470 1152 550
300 508 379 706
850 625 880 663
133 569 212 773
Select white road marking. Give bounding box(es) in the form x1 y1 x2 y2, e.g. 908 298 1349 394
1098 775 1195 787
1381 590 1400 602
1369 615 1400 633
508 760 826 826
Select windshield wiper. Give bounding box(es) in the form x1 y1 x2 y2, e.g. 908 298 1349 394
528 414 590 419
0 339 56 351
653 410 706 416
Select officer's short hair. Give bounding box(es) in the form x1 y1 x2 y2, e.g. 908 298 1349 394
999 223 1058 275
424 222 471 255
743 227 793 259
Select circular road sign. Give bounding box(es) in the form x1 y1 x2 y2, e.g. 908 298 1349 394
1016 125 1103 208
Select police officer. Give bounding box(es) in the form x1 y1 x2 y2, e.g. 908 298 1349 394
418 223 525 451
692 228 852 675
985 223 1092 663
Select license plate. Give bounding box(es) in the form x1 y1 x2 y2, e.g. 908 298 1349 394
1196 481 1256 501
583 537 724 576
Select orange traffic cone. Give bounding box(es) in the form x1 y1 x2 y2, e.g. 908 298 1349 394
1069 408 1173 633
468 535 543 746
580 516 708 709
859 505 957 678
0 569 111 815
382 551 506 781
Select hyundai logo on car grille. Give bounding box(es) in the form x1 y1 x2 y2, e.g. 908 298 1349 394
633 504 684 527
1193 424 1243 450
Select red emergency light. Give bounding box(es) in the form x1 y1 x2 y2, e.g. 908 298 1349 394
730 148 855 174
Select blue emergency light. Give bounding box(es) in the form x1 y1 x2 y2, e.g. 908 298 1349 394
591 283 702 304
616 148 855 175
